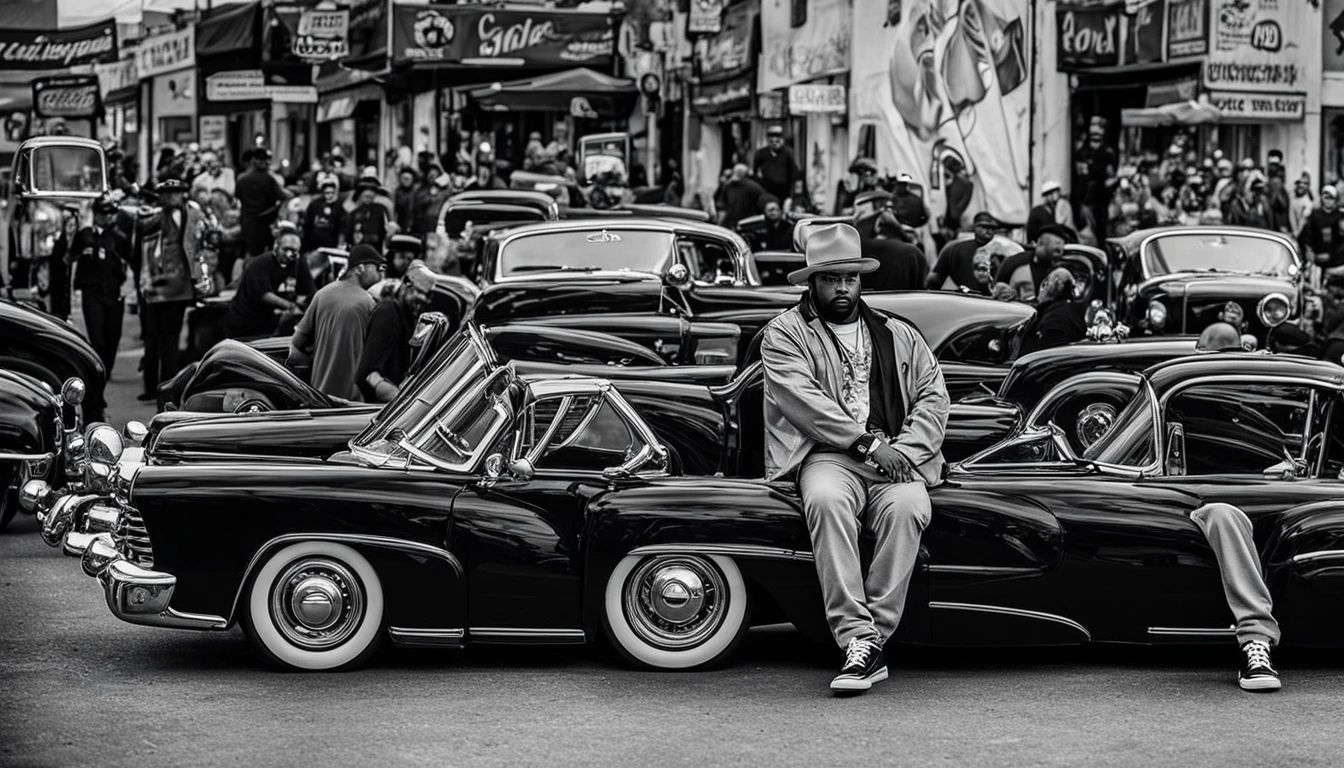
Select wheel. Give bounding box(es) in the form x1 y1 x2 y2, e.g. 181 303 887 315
603 553 750 670
241 541 384 671
0 464 17 531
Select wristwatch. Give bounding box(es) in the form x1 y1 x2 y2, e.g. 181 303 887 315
851 433 879 461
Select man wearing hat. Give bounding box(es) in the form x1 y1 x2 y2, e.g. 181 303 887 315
289 244 380 400
357 260 435 402
1026 181 1065 244
302 173 345 253
927 211 1002 292
73 195 133 374
345 177 391 250
235 147 293 258
370 234 422 300
224 228 315 340
752 125 800 203
760 223 949 694
889 173 928 230
1302 185 1344 274
1228 171 1271 230
137 178 208 400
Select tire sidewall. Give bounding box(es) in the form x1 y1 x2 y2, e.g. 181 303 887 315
603 553 749 670
245 541 384 671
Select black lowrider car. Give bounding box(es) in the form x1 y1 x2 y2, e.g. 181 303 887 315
0 368 90 530
1 298 107 421
27 331 1344 671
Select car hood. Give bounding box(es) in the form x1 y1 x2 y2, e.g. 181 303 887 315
148 407 381 462
1138 273 1298 303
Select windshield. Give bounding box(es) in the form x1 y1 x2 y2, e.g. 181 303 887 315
30 145 104 194
498 230 674 278
1082 381 1157 468
1142 233 1296 278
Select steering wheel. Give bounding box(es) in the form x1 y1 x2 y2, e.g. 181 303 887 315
1059 254 1096 307
233 399 270 414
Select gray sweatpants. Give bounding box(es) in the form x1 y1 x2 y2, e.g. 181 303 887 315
799 452 931 648
1190 503 1281 647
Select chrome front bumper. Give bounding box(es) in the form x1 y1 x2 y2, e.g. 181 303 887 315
98 558 226 631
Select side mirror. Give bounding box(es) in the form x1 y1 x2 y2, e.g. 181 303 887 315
664 262 692 289
507 457 535 481
1165 423 1186 476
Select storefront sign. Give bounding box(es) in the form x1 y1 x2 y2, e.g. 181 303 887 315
787 83 846 114
697 0 754 79
391 4 614 68
94 57 138 99
1166 0 1208 58
1125 0 1165 65
1325 0 1344 73
138 28 195 79
691 72 752 116
757 91 785 119
1145 75 1199 106
1204 0 1305 93
1057 3 1122 69
0 19 117 70
207 71 318 103
152 71 196 117
688 0 724 34
759 0 849 91
294 9 350 60
1206 90 1306 121
32 75 101 119
199 115 227 148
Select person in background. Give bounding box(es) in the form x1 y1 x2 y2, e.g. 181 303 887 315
1018 268 1085 355
74 195 131 374
138 179 203 401
223 229 315 339
191 151 235 198
889 173 929 230
861 209 927 292
752 195 795 252
1027 181 1065 244
414 167 452 239
370 234 421 300
524 132 546 170
289 244 381 400
357 260 435 403
835 157 880 215
48 206 79 321
546 121 570 160
302 174 345 253
235 147 292 258
1073 121 1116 243
345 178 390 250
995 225 1074 303
1228 172 1272 230
927 212 1001 291
1303 185 1344 277
940 157 973 244
785 179 819 218
464 163 507 191
1290 173 1314 241
1265 152 1291 234
393 167 419 235
752 124 800 202
718 164 768 229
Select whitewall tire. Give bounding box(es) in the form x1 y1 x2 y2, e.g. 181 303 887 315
603 553 750 670
242 541 384 671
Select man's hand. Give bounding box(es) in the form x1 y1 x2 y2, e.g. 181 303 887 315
870 442 915 483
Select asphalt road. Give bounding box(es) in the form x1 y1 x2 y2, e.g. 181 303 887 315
4 510 1344 768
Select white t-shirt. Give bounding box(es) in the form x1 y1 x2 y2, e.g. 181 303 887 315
826 319 871 427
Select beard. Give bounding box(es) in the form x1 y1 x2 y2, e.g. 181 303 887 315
815 291 859 323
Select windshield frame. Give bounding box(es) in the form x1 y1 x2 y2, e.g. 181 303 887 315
1080 376 1162 474
24 143 106 199
1139 230 1299 281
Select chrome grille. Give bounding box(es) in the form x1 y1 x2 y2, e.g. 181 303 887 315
114 508 154 569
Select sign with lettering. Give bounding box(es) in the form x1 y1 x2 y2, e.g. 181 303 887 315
94 57 138 98
0 19 118 70
294 9 349 60
391 4 614 68
1166 0 1208 58
697 0 754 79
1126 0 1165 65
690 72 752 116
137 28 194 79
1207 90 1306 121
1203 0 1307 93
32 75 101 119
1057 4 1121 69
688 0 724 34
760 0 849 90
199 115 226 149
787 83 846 114
206 70 266 101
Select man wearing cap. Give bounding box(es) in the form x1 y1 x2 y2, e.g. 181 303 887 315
345 178 391 250
1302 185 1344 274
1228 172 1271 230
224 229 315 339
236 147 293 258
288 244 380 400
1027 181 1065 244
357 260 435 402
889 174 929 231
370 235 421 301
752 125 800 203
303 174 345 253
760 223 948 694
927 212 1001 291
137 179 207 400
74 195 132 374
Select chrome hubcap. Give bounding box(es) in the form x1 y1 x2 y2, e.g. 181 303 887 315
624 555 727 651
270 558 364 651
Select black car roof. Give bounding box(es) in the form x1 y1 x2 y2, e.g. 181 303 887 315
1145 352 1344 396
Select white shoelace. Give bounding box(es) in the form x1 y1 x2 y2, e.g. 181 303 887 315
844 639 876 669
1245 641 1273 670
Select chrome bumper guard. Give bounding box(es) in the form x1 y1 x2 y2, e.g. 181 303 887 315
95 551 227 631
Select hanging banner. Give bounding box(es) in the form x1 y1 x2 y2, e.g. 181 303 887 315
1125 0 1165 65
32 75 101 119
95 57 139 99
688 0 724 34
690 72 752 115
1166 0 1208 58
391 5 614 68
697 0 754 80
199 115 227 148
1203 0 1307 94
759 0 849 91
1057 2 1122 69
0 19 118 70
206 70 318 103
295 8 349 60
137 28 195 79
852 0 1031 224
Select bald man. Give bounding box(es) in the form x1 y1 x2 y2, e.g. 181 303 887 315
1196 322 1243 353
1019 268 1085 355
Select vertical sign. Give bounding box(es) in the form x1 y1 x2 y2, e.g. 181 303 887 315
1126 0 1166 65
1167 0 1208 57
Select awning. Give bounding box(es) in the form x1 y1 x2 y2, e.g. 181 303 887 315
466 68 636 116
197 2 261 57
317 83 381 121
1121 100 1222 127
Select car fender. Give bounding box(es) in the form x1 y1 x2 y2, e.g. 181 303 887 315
179 339 334 413
0 299 106 421
1261 500 1344 646
0 369 60 458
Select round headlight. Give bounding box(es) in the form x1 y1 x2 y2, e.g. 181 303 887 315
86 425 124 465
1257 293 1291 328
61 377 86 406
1146 300 1168 329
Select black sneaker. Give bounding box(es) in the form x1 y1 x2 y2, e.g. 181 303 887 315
1239 640 1281 692
830 637 887 694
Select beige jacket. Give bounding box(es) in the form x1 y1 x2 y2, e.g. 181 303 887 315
760 301 950 485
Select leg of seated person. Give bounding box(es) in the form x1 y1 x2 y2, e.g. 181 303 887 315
799 453 877 648
864 480 932 644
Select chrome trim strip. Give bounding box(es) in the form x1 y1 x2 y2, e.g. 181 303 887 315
927 565 1043 576
469 627 586 639
388 627 465 646
1291 549 1344 564
389 627 465 638
153 450 327 464
229 533 463 624
1147 626 1235 637
928 601 1092 641
0 450 56 461
628 543 815 562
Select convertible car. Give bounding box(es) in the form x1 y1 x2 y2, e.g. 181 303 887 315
24 327 1344 672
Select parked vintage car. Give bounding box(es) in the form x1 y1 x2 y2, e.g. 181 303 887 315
28 334 1344 672
0 370 90 530
1 298 107 421
1111 227 1311 345
2 137 108 312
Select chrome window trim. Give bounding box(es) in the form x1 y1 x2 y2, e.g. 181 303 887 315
1147 626 1235 637
1291 550 1344 564
926 565 1045 576
928 601 1092 641
628 543 815 562
510 379 669 478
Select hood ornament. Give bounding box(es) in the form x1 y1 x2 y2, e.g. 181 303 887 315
587 230 621 243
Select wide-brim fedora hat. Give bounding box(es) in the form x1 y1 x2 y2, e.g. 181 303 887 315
788 223 878 285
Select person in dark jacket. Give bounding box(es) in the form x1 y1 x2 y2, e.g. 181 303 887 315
411 167 449 238
345 179 390 250
718 164 768 229
890 174 929 229
861 210 927 292
138 179 207 400
393 167 419 234
357 260 434 402
1227 172 1272 230
994 224 1073 303
1026 180 1064 244
1019 268 1086 355
47 206 80 321
751 124 800 202
941 158 973 235
751 196 795 252
1302 185 1344 271
234 147 292 257
74 195 132 374
302 175 344 252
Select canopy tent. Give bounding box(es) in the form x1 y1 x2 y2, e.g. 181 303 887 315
466 68 636 117
1121 100 1223 127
